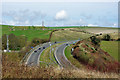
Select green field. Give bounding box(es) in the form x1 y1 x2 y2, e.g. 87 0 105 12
1 25 119 42
100 41 119 61
2 25 52 41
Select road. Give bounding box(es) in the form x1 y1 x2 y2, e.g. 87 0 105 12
26 40 78 67
54 41 78 68
26 42 56 66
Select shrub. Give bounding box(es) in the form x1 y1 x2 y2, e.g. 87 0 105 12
90 36 101 49
31 38 49 47
91 47 96 51
96 34 99 36
103 34 111 41
88 58 94 66
76 52 91 64
117 38 120 41
100 33 102 35
85 43 90 47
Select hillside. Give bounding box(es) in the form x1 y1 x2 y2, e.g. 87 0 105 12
2 52 119 78
50 28 92 42
71 38 120 73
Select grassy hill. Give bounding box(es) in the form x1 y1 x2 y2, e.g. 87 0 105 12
51 29 92 42
2 25 52 41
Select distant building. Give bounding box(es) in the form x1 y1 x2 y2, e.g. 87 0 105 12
42 21 45 30
42 21 44 27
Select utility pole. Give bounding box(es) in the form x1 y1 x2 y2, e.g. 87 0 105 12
6 35 9 52
49 42 51 54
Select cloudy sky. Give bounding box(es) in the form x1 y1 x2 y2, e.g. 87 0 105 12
1 1 118 27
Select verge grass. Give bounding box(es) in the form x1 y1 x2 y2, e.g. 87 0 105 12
64 45 84 68
40 43 63 67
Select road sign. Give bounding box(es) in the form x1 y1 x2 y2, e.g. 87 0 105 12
31 46 33 48
73 42 75 44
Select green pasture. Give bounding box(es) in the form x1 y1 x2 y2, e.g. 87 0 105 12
100 41 119 61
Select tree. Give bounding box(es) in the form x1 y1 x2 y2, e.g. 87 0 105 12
32 25 35 29
2 34 7 50
103 34 111 41
2 34 27 50
90 36 101 49
28 26 31 30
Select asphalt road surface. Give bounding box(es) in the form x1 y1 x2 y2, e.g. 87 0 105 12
26 42 56 66
26 40 79 67
55 41 78 68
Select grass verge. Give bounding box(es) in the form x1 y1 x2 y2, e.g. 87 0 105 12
64 45 85 68
40 43 63 67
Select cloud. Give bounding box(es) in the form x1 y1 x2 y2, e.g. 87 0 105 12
55 10 67 20
2 9 46 25
112 23 117 27
87 24 98 26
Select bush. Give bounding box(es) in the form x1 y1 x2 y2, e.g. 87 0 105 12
88 58 94 66
100 33 102 35
96 34 99 36
103 34 111 41
91 47 96 51
31 38 49 47
90 36 101 47
75 51 91 64
117 38 120 41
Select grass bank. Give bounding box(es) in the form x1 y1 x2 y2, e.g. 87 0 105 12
64 45 84 68
40 43 63 67
51 30 92 42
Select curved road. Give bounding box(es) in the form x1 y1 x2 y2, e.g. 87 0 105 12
26 42 56 66
26 40 78 67
54 41 78 69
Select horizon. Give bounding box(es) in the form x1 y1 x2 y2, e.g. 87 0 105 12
1 24 119 28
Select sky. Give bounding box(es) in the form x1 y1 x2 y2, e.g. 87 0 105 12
1 1 118 27
1 0 119 2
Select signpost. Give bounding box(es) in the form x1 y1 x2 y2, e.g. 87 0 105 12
49 42 51 54
6 35 9 52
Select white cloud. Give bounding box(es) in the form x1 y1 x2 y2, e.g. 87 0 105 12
112 23 117 27
8 20 16 25
2 10 46 26
55 10 67 20
25 20 29 24
87 24 98 26
79 19 82 22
